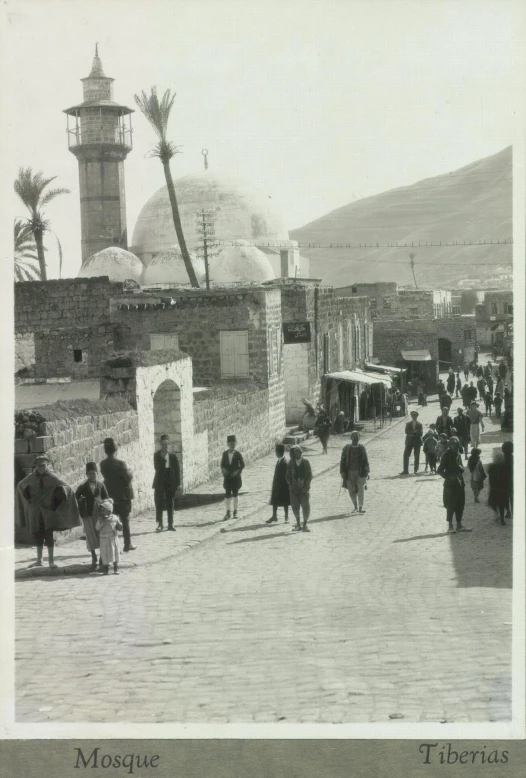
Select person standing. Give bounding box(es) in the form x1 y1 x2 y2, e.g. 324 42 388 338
400 410 423 475
484 391 493 417
95 498 122 575
315 408 332 455
447 369 455 397
476 376 487 400
16 454 81 568
501 387 513 431
436 406 455 438
487 451 510 526
498 361 507 381
495 376 504 397
153 434 180 532
494 391 503 419
340 431 370 513
466 381 478 406
267 443 290 524
463 362 469 381
221 435 245 520
100 438 136 552
452 407 470 460
467 448 486 502
461 382 470 409
467 401 485 448
286 444 313 532
487 374 494 395
75 462 109 570
455 372 462 399
422 424 439 473
437 436 471 534
439 391 453 412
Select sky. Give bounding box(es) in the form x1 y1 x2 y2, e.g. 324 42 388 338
3 0 525 279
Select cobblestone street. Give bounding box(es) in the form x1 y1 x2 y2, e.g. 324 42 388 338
15 400 512 724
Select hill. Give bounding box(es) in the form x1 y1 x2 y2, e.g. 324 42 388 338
290 147 512 289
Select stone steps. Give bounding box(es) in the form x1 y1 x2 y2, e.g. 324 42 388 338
282 426 312 446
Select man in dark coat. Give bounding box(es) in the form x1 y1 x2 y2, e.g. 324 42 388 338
267 443 290 524
439 391 453 411
100 438 136 552
466 381 478 406
153 434 180 531
436 407 455 438
438 437 471 533
498 361 507 380
446 369 455 396
476 376 487 400
401 410 423 475
452 407 470 460
340 431 370 513
221 434 245 520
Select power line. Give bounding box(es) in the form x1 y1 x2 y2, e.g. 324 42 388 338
214 238 512 250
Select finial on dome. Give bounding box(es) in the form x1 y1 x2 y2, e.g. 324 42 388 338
88 43 106 78
202 148 209 171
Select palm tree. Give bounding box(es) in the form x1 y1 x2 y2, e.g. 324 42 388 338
14 219 41 281
134 87 199 288
14 167 70 281
409 252 418 288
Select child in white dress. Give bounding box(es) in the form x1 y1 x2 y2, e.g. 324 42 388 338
95 499 122 575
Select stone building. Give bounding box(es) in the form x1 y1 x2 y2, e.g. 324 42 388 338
337 283 452 319
475 290 513 349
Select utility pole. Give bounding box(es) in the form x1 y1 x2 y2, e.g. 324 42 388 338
409 252 418 288
196 208 217 291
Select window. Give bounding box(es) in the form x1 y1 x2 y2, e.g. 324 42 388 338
347 322 353 364
73 349 83 363
338 323 344 367
409 307 419 315
507 303 513 314
491 303 498 315
463 329 474 340
150 333 179 350
363 324 368 361
220 330 249 378
268 326 279 376
355 323 361 362
323 333 330 373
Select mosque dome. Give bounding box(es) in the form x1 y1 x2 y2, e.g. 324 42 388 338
142 245 206 286
130 172 290 265
209 240 275 285
77 246 143 283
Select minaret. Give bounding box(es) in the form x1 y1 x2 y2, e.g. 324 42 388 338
64 45 134 262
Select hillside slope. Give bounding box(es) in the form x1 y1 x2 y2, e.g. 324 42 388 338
290 147 512 289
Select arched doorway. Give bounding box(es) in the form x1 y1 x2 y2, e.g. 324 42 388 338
153 379 182 476
438 338 452 371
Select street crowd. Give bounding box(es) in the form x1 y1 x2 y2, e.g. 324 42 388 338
15 355 514 570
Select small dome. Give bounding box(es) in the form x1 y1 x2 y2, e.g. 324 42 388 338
210 240 276 285
78 247 143 283
142 245 206 286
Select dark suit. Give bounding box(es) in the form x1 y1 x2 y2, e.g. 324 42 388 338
403 420 423 473
153 450 180 527
100 456 134 548
75 480 109 518
220 450 245 496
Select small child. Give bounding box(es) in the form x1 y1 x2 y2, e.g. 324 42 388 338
95 498 122 575
75 462 109 571
435 433 449 466
484 391 493 417
455 372 462 398
467 448 486 502
220 434 245 520
423 424 438 473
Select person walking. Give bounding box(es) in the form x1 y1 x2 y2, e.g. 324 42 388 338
498 361 508 381
467 401 485 448
439 391 453 412
476 365 484 379
100 438 136 552
221 435 245 520
495 376 504 397
436 378 446 397
455 372 462 399
436 406 455 438
437 436 471 534
153 434 180 532
494 391 503 419
461 382 470 409
463 362 469 381
487 451 510 526
267 443 290 524
476 376 487 400
286 444 313 532
467 448 486 503
315 408 332 455
422 424 439 473
340 431 370 513
16 454 81 568
484 391 493 417
466 381 478 406
75 462 109 570
95 498 122 575
487 374 494 395
400 410 423 475
446 369 455 397
452 407 470 460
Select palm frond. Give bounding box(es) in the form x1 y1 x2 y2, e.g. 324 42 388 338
134 87 176 142
149 139 182 163
40 187 70 207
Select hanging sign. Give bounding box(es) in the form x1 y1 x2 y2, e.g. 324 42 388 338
283 321 311 344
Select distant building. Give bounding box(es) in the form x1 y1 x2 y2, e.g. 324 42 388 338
475 290 513 350
337 283 452 319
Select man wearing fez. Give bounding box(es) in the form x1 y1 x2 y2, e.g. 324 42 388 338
100 438 136 552
400 410 423 475
153 434 180 531
220 435 245 520
16 454 81 568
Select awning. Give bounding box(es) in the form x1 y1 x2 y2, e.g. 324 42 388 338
325 370 392 388
401 350 432 362
366 363 406 374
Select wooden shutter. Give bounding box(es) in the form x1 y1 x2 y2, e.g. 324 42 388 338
221 331 249 377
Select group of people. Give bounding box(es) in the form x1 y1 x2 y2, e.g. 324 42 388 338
436 360 513 432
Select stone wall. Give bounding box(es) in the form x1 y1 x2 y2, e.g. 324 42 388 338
15 277 123 336
34 324 118 379
111 286 280 386
15 333 35 373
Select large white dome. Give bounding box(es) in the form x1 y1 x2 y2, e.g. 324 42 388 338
142 245 206 286
78 246 143 282
130 172 290 265
210 240 275 285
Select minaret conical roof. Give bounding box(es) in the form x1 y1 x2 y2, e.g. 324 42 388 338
88 43 107 78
